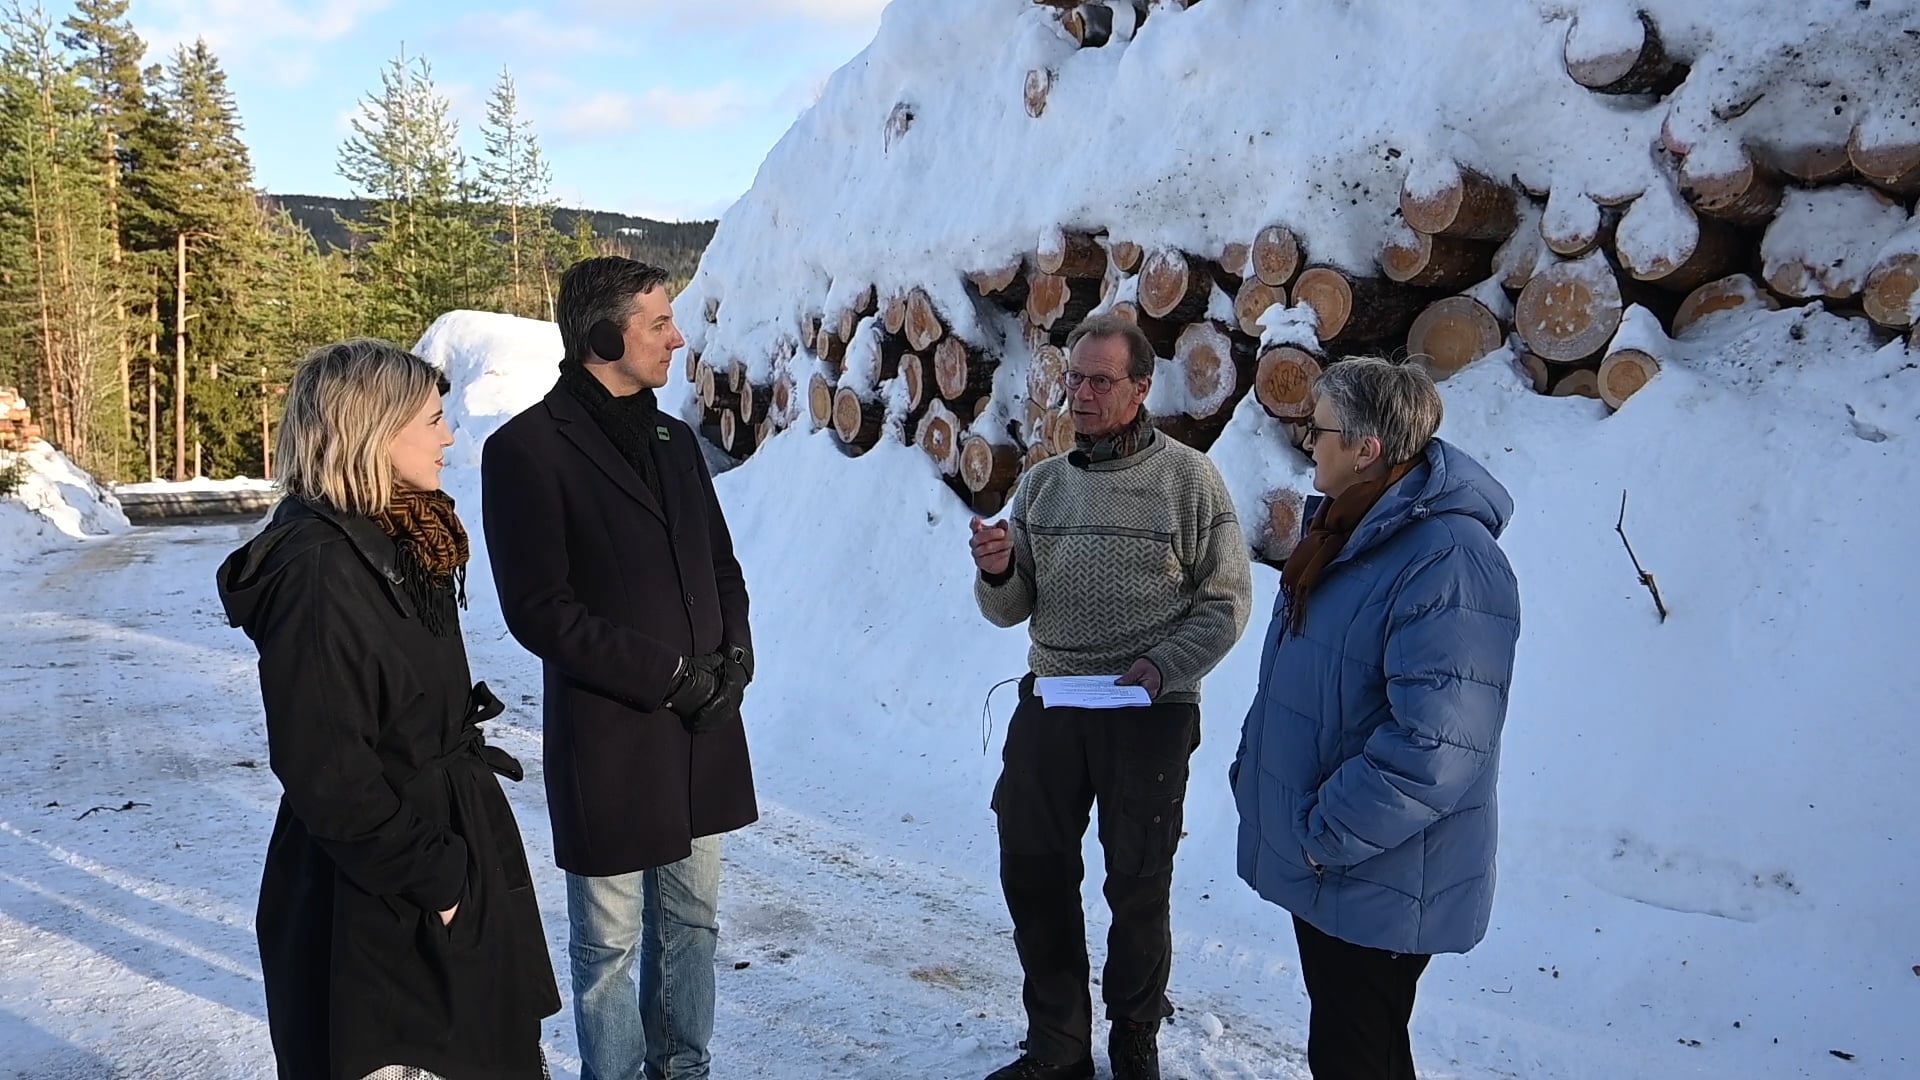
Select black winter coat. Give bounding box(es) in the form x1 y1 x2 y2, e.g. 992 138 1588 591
481 383 757 877
217 497 560 1080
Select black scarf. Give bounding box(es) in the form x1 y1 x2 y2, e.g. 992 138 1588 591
558 360 663 502
1070 407 1157 467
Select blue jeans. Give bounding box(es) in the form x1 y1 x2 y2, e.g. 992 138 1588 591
566 836 722 1080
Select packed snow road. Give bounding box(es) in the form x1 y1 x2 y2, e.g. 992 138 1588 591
0 523 1335 1080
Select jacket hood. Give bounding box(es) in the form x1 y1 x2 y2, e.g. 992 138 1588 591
1340 438 1513 564
217 497 405 635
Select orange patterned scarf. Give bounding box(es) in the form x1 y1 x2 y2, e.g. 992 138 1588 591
372 488 469 635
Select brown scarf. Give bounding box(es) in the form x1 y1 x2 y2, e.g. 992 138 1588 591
372 488 469 636
1280 460 1419 633
1071 407 1156 466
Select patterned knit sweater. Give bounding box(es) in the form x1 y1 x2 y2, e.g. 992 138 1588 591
975 435 1253 704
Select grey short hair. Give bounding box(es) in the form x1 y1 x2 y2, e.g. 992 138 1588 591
1065 313 1154 379
1314 357 1442 465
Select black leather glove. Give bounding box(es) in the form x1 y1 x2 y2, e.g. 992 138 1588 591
686 654 748 734
723 642 754 684
662 654 723 718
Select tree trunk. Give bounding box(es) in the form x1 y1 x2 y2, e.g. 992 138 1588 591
1597 348 1661 410
1025 68 1054 118
968 262 1029 311
1380 228 1497 287
147 295 158 480
1252 225 1304 287
831 386 884 450
1292 266 1426 342
1543 189 1613 258
1026 271 1100 332
1253 346 1324 421
1564 10 1682 95
738 381 772 424
1616 193 1744 292
1108 239 1143 274
1672 273 1779 336
1174 321 1251 419
918 399 963 475
1038 227 1106 278
1407 295 1504 380
1863 246 1920 330
960 432 1022 493
1400 165 1519 240
1139 249 1212 323
1549 365 1602 399
1234 278 1287 338
1492 215 1547 291
1218 241 1251 281
808 372 835 429
1029 342 1067 407
727 359 749 396
1763 185 1904 302
816 324 848 367
936 337 997 402
1515 252 1625 363
697 365 741 414
1063 2 1115 47
1515 350 1552 393
801 311 823 349
174 233 188 482
719 408 758 456
901 351 933 414
1848 121 1920 195
906 287 946 351
1680 146 1783 226
1768 140 1855 185
772 373 795 422
882 291 910 334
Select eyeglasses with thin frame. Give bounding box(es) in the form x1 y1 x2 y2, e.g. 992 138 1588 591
1063 371 1133 395
1303 421 1342 446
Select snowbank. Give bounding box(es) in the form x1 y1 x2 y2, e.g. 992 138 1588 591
425 289 1919 1076
1 439 130 561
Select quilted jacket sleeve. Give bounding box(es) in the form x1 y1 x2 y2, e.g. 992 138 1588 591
1300 538 1519 868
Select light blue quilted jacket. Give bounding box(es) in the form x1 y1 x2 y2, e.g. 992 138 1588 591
1232 438 1520 955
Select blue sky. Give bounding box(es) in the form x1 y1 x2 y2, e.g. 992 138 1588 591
124 0 889 221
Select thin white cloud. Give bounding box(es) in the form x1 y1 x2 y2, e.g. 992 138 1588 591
570 0 888 30
135 0 392 70
548 84 756 138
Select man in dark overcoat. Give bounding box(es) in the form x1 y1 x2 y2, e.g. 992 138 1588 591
481 256 756 1080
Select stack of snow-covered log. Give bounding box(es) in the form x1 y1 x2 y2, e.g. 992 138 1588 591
684 2 1920 529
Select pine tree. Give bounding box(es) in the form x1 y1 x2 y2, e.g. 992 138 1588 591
338 50 498 341
477 67 555 319
58 0 146 472
0 0 119 477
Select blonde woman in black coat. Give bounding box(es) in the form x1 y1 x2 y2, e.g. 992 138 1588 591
218 339 560 1080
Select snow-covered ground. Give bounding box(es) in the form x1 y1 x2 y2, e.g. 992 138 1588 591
3 297 1917 1079
0 440 128 561
111 477 276 496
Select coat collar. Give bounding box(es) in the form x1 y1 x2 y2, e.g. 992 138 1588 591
274 497 416 617
542 381 670 524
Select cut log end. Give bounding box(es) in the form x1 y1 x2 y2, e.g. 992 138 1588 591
905 288 946 352
831 387 884 449
1175 322 1245 418
1597 349 1661 410
1564 10 1681 95
1260 489 1307 563
918 401 963 475
1407 296 1503 381
1253 346 1324 421
1038 227 1107 278
1381 230 1496 288
1024 68 1053 119
1673 273 1779 337
1400 167 1519 241
1864 252 1920 330
1109 239 1144 273
1515 257 1625 363
808 373 835 429
1234 279 1287 339
960 434 1022 494
935 337 997 402
1252 225 1303 287
1140 250 1212 323
1550 366 1602 399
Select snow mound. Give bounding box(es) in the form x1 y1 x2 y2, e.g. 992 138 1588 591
1 439 130 561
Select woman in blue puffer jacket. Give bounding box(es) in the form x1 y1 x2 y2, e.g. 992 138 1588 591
1232 357 1520 1080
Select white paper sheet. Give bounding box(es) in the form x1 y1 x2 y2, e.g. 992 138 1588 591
1033 675 1153 710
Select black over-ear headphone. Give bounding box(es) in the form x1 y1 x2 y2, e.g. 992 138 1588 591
586 319 625 362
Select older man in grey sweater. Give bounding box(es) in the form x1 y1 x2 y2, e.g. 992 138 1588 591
969 314 1253 1080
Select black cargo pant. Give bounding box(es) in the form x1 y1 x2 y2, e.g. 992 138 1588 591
990 675 1201 1064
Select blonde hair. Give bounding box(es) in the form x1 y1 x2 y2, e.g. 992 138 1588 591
276 338 448 516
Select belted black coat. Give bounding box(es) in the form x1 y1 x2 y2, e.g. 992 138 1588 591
480 383 757 877
217 497 559 1080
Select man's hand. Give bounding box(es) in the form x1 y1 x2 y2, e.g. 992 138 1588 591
687 654 749 734
1116 657 1162 700
662 654 723 717
969 517 1014 578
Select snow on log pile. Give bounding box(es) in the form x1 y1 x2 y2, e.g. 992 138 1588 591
0 387 129 555
672 0 1920 523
